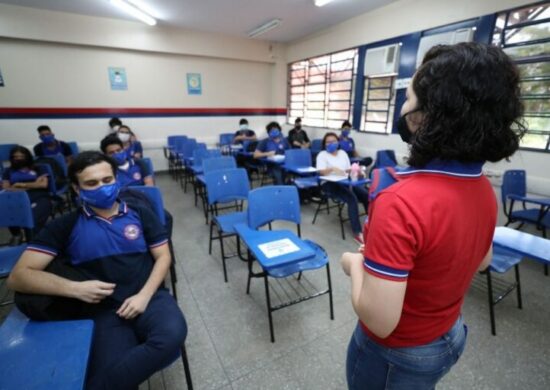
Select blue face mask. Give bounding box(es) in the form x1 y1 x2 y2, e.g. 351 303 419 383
326 142 339 153
112 150 128 165
79 181 120 209
342 129 350 138
269 129 281 139
40 134 56 144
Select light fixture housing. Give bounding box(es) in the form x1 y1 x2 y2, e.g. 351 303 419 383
109 0 157 26
315 0 336 7
247 18 282 38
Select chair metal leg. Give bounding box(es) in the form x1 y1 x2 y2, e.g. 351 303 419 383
486 270 496 336
515 264 523 309
263 274 275 343
246 250 253 295
312 201 323 224
326 263 334 320
170 266 178 302
208 220 214 255
219 227 228 283
168 241 178 285
338 203 346 240
180 344 194 390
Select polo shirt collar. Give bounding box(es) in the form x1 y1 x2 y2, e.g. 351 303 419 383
396 159 483 178
82 200 128 219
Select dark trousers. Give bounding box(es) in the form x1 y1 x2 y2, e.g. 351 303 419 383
86 289 187 390
269 165 285 185
323 182 369 234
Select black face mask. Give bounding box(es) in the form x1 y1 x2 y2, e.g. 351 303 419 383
397 109 420 144
295 124 302 130
11 159 28 170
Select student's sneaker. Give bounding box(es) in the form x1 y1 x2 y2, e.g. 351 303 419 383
353 234 364 245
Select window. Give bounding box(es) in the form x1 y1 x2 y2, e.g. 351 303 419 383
288 49 358 128
361 75 397 133
493 3 550 151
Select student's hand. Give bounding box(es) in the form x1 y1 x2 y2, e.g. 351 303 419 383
340 252 363 276
358 244 364 253
116 292 152 319
331 167 346 176
266 151 276 157
12 182 26 189
72 280 116 303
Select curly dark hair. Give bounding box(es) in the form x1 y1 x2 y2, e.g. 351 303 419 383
406 42 525 167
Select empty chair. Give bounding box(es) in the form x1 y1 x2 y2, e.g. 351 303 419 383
206 168 250 282
284 148 312 168
0 144 18 163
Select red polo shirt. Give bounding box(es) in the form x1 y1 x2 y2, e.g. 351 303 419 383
361 160 496 347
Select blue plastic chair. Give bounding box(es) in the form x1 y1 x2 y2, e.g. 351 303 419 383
0 308 94 389
373 149 398 168
67 141 79 156
219 133 235 155
310 139 322 156
205 168 250 282
245 185 334 342
483 246 523 335
34 162 69 216
0 191 34 305
197 156 237 217
0 143 17 163
140 157 155 183
284 149 312 168
165 135 188 175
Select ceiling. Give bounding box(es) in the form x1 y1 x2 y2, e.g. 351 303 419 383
0 0 397 42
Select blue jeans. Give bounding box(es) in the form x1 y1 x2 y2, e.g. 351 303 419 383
346 317 467 390
323 182 369 234
86 289 187 390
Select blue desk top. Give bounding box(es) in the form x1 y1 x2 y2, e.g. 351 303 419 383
493 226 550 264
507 195 550 208
283 165 318 176
234 224 316 270
0 308 94 390
319 175 370 187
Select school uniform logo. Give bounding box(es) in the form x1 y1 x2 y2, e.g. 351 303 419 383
133 172 142 180
124 224 141 240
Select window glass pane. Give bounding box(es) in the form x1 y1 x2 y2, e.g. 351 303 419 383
367 89 391 100
307 84 326 93
503 41 550 59
304 118 325 127
291 61 307 70
364 122 388 133
290 102 304 110
331 60 354 72
310 56 330 66
290 110 303 118
522 98 550 113
367 101 390 111
306 101 325 110
291 69 306 78
291 86 305 94
505 21 550 45
290 94 304 102
307 110 325 119
519 132 549 148
517 62 550 78
523 115 550 130
307 93 325 102
331 70 353 81
521 79 550 95
328 111 350 120
309 75 326 84
328 101 351 110
370 78 392 88
331 49 356 62
309 65 327 76
330 81 352 91
291 78 305 86
506 6 550 26
329 91 351 100
366 111 388 122
327 119 345 128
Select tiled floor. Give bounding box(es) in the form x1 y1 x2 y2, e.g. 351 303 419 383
2 172 549 389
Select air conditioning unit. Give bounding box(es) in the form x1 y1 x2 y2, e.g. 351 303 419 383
416 28 475 68
364 44 400 76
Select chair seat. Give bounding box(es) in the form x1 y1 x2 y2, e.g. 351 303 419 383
267 240 328 278
196 174 206 185
214 212 247 234
0 245 27 278
490 247 523 273
510 208 546 224
294 177 319 189
191 165 203 174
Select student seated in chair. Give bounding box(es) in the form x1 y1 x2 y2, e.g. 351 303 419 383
233 118 257 145
2 145 52 244
339 120 373 167
316 133 369 245
8 151 187 389
288 117 310 149
253 121 290 185
33 125 74 165
100 135 153 187
116 125 143 160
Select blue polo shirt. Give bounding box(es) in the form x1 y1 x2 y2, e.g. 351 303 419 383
2 167 50 201
117 159 150 187
256 137 290 155
125 141 143 159
339 136 355 156
27 201 168 303
33 141 72 158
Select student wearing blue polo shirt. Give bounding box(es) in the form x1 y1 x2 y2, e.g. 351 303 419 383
33 125 73 165
100 135 153 187
117 125 143 159
233 118 257 145
341 43 524 389
253 121 290 184
339 121 373 167
8 151 186 389
2 146 52 244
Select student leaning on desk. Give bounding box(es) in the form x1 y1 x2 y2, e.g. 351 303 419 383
340 42 525 390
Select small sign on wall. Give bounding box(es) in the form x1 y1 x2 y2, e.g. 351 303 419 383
187 73 202 95
109 67 128 90
0 67 4 87
395 77 412 90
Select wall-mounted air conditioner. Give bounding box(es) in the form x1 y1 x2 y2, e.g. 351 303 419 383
364 44 400 76
415 28 475 68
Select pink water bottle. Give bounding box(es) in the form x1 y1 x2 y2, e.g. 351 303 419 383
350 162 360 182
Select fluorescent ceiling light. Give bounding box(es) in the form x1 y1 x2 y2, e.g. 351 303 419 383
248 18 282 38
109 0 157 26
315 0 336 7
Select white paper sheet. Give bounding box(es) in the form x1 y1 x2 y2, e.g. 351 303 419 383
319 175 348 182
296 167 318 173
258 238 300 259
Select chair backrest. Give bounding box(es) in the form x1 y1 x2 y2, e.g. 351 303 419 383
285 149 312 167
202 156 236 174
219 133 235 147
67 142 79 156
128 186 166 225
310 139 323 154
49 153 68 176
168 135 188 148
0 143 17 164
141 157 155 178
501 170 527 207
179 139 198 157
0 191 34 229
248 186 301 229
204 168 250 205
373 149 398 169
193 148 222 166
34 163 58 195
34 157 67 193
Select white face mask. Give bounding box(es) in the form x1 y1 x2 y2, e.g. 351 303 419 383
111 125 120 132
118 133 131 142
240 124 248 130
